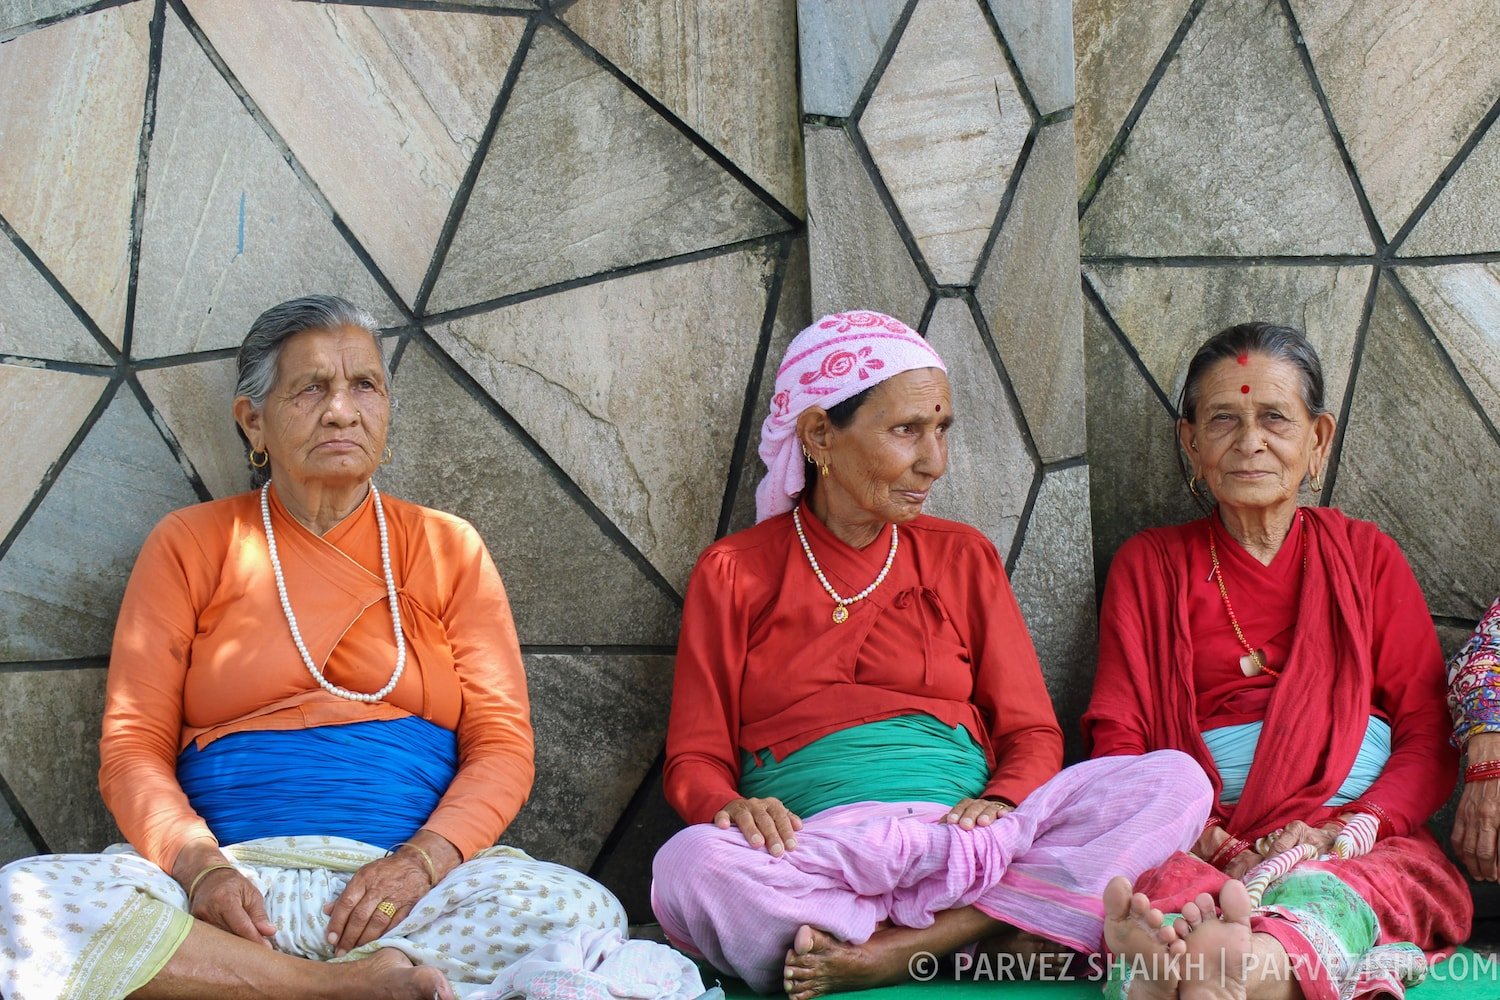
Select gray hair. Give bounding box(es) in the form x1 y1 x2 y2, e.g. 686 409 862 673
1176 322 1330 511
235 295 386 486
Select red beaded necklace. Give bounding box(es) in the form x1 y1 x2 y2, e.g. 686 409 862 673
1208 510 1306 679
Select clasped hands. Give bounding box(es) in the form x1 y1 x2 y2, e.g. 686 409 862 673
174 835 455 955
714 795 1015 855
1199 818 1344 879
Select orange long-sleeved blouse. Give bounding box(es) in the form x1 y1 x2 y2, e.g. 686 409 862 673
98 486 534 873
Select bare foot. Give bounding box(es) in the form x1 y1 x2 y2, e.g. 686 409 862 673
782 924 914 1000
1102 875 1185 1000
1178 881 1252 1000
346 947 455 1000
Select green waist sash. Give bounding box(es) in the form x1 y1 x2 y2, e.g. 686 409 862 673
739 713 990 818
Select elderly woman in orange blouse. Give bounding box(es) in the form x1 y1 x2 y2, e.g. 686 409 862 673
0 297 655 1000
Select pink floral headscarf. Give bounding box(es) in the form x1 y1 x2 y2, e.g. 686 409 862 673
754 310 946 522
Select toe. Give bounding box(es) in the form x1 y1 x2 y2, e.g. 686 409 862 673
1218 879 1252 924
794 924 816 956
1104 876 1134 920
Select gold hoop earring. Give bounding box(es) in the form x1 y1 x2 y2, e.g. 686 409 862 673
820 462 830 478
249 449 269 469
381 446 393 466
1309 470 1323 493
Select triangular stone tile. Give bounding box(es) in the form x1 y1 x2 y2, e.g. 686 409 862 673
861 0 1028 285
1289 0 1500 241
985 0 1074 116
1 2 94 35
0 364 108 541
794 0 905 118
379 340 680 645
1081 0 1370 256
564 0 804 217
1083 293 1200 579
1332 275 1500 621
1009 465 1096 762
185 0 526 306
136 357 247 499
0 2 149 347
1401 119 1500 256
0 388 200 660
921 298 1035 560
501 653 671 872
132 12 403 358
1073 0 1192 196
0 231 109 363
728 236 811 535
803 124 927 324
428 27 784 311
977 122 1085 463
430 246 777 589
1398 264 1500 433
0 665 119 854
0 795 36 863
1084 263 1370 420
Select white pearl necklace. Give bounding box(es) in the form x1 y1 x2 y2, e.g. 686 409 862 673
792 506 899 624
260 481 406 703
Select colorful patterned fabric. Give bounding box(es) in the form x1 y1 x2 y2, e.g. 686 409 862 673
0 837 676 1000
1447 594 1500 746
754 311 946 522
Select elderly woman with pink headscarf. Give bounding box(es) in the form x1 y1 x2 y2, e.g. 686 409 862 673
650 311 1214 998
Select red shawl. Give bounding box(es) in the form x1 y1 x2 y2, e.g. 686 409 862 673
1084 507 1456 840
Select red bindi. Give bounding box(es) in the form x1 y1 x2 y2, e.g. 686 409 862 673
934 404 941 412
1241 385 1251 394
1236 353 1249 366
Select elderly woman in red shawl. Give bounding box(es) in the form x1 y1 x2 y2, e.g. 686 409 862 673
1087 323 1470 1000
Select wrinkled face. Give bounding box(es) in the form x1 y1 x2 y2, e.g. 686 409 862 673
235 325 390 491
821 367 952 525
1179 353 1333 513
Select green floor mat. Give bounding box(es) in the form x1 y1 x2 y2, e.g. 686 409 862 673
706 947 1500 999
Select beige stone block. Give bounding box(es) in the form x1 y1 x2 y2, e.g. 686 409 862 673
1081 0 1369 256
1332 276 1500 620
794 0 906 118
133 11 403 358
0 228 109 363
0 389 199 660
380 341 680 646
803 124 928 325
0 364 107 540
727 236 811 535
986 0 1075 115
921 298 1035 560
501 653 670 872
1084 263 1371 419
978 122 1085 462
1083 295 1200 578
564 0 804 217
430 245 777 590
137 358 246 499
1010 465 1096 761
1289 0 1500 240
185 0 526 305
0 2 149 347
0 666 119 854
1073 0 1192 197
1399 264 1500 432
861 0 1028 285
1402 121 1500 256
428 26 784 311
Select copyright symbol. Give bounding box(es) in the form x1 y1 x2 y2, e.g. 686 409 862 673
908 951 938 982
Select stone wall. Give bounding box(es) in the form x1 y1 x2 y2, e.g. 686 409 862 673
1077 0 1500 895
0 0 1089 924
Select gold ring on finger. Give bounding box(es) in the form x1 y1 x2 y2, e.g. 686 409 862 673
376 900 398 919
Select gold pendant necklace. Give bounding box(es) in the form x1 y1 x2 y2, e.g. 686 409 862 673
1208 511 1306 678
792 508 899 623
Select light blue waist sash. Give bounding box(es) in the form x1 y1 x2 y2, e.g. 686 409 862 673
1203 716 1390 806
177 715 458 850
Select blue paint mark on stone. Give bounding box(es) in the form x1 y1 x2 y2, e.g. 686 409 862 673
236 191 246 257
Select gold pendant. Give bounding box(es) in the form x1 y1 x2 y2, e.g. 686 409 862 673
832 605 849 624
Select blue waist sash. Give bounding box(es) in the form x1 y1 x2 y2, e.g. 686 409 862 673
177 715 458 850
1202 715 1390 807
